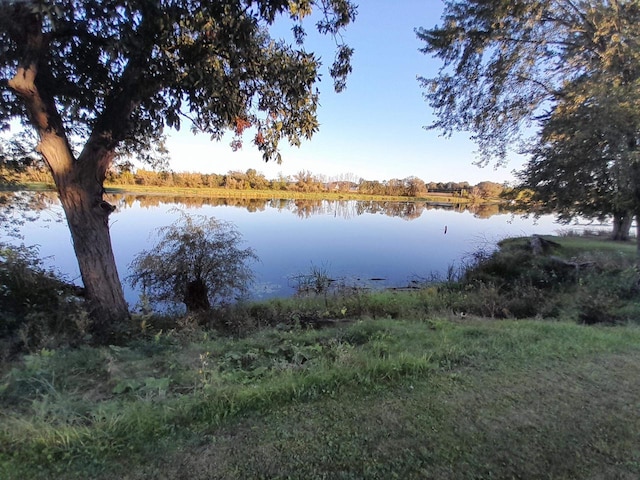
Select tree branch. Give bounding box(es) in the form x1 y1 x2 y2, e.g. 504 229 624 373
5 8 75 176
77 7 162 180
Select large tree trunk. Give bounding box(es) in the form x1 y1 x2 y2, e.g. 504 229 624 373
40 135 130 342
632 212 640 268
637 214 640 266
57 174 129 341
611 211 633 241
7 22 130 343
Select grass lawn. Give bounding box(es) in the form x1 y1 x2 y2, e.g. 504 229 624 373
2 318 640 479
549 235 637 260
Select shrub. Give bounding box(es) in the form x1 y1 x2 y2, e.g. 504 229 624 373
450 236 640 323
0 243 88 356
128 211 258 313
573 267 640 324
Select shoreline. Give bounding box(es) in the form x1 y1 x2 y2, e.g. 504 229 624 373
1 182 504 205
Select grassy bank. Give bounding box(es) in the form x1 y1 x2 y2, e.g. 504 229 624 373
4 181 484 204
2 319 640 479
2 234 639 478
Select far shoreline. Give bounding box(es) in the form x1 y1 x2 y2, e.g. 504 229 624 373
3 182 505 205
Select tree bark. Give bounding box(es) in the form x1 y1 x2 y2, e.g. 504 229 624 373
6 15 129 343
36 134 130 342
611 211 633 241
184 278 211 312
57 169 129 341
637 213 640 266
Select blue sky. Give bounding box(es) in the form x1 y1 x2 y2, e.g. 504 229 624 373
166 0 526 184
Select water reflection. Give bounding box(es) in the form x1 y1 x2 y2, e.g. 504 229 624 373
102 193 515 221
3 190 566 304
0 190 63 236
1 190 518 223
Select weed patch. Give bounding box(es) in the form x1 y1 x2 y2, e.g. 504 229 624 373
0 243 89 357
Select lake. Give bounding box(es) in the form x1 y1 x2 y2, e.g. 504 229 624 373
6 192 606 307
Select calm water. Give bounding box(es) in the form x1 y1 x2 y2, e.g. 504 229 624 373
9 193 601 306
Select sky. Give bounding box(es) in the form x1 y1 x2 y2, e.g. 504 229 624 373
165 0 526 185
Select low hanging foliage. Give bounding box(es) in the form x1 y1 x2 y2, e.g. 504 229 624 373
419 0 640 256
0 243 88 355
128 211 258 313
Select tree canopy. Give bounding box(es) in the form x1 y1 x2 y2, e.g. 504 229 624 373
418 0 639 163
520 80 639 239
418 0 640 247
0 0 356 340
1 0 356 163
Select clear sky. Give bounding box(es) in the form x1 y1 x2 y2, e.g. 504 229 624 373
165 0 526 184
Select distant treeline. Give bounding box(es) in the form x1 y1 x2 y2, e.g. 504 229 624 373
0 189 508 222
6 164 506 199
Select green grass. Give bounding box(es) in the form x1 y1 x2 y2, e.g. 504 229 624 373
2 319 640 479
0 182 56 191
500 234 637 260
166 348 640 480
2 234 640 478
550 235 637 259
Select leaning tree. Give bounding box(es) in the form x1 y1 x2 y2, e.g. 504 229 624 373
418 0 640 248
0 0 356 341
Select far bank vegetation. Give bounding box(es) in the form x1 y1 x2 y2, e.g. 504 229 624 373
4 163 506 201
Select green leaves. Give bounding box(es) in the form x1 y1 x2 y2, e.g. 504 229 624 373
420 0 640 238
1 0 356 165
520 78 640 225
127 210 258 312
330 44 354 93
418 0 640 164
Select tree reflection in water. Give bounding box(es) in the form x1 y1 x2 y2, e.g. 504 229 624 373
0 190 63 237
101 193 513 221
4 190 555 305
